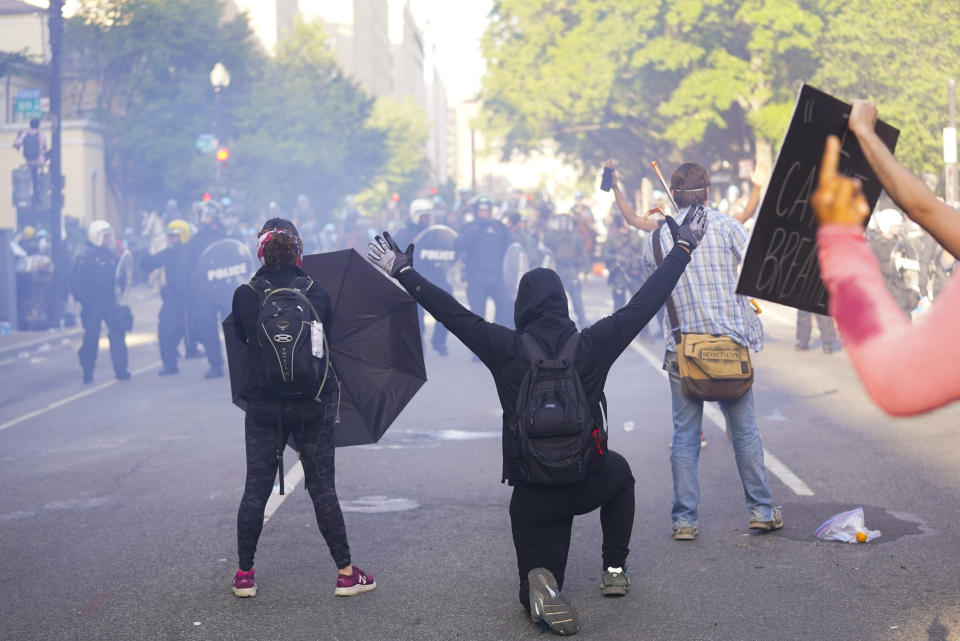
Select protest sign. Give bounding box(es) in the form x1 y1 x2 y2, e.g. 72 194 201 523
736 84 899 314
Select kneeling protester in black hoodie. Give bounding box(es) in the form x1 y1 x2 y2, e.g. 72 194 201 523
368 209 707 636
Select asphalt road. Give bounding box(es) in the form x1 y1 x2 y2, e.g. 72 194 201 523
1 277 959 641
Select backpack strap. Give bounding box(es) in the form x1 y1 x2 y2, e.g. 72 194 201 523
652 224 683 346
291 275 314 292
556 332 579 362
519 333 546 363
247 276 273 298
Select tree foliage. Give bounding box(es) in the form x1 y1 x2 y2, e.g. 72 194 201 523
64 5 430 225
64 0 261 218
354 96 430 215
230 18 386 219
814 0 960 178
479 0 960 192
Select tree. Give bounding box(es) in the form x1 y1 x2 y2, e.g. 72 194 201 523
64 0 261 222
479 0 825 189
229 18 387 219
355 96 430 217
814 0 960 180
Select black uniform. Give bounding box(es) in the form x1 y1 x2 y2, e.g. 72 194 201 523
230 264 348 571
603 225 646 311
395 221 451 354
455 218 514 327
186 224 226 373
70 243 129 380
395 244 692 609
544 227 587 325
142 244 193 373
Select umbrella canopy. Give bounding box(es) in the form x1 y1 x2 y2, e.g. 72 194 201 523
224 249 426 447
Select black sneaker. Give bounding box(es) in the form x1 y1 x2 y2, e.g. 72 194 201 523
601 566 630 597
528 568 579 636
116 371 131 381
158 367 179 376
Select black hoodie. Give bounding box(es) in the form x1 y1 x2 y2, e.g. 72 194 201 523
396 244 692 483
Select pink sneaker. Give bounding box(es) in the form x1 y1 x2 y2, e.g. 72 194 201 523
232 568 257 597
334 566 376 596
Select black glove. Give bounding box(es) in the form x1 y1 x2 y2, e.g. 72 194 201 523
367 231 414 277
664 205 709 252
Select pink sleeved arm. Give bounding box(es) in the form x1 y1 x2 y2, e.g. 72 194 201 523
817 224 960 415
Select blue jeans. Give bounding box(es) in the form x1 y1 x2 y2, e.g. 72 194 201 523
664 351 774 528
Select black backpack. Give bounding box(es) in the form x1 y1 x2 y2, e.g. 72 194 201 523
22 132 40 161
248 275 327 401
512 332 599 485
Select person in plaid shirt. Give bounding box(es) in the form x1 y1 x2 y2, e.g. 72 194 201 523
634 162 781 541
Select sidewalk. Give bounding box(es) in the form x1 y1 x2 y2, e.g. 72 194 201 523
0 284 161 361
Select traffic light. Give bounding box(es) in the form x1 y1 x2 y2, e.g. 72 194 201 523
216 147 230 162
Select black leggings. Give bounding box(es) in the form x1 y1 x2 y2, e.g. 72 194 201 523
510 450 635 610
237 399 351 571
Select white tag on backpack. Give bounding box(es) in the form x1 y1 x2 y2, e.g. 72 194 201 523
310 321 324 358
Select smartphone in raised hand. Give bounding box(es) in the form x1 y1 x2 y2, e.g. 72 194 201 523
600 166 614 192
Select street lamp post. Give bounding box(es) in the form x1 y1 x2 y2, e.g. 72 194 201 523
49 0 65 328
210 63 230 189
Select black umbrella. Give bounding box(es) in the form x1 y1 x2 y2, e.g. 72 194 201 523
223 249 426 447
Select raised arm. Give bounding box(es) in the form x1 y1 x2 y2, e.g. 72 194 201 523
849 100 960 259
813 136 960 415
368 232 513 364
605 160 662 233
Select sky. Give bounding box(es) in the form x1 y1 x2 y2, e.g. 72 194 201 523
409 0 492 104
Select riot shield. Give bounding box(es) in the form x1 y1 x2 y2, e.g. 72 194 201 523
502 242 530 296
412 224 458 280
115 250 134 301
194 238 257 310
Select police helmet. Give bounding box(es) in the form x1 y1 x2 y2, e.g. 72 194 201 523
409 198 434 225
166 219 192 245
87 220 113 247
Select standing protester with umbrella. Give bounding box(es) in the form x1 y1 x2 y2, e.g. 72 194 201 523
226 218 375 599
367 205 707 636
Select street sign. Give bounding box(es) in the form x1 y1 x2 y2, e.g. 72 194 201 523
15 88 43 118
195 133 218 154
736 84 899 315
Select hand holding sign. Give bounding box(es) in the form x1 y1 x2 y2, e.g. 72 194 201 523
848 100 880 139
812 136 871 227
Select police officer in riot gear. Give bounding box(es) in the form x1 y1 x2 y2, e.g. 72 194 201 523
395 199 453 355
142 219 194 375
187 201 226 378
454 195 514 327
544 213 588 325
70 220 130 383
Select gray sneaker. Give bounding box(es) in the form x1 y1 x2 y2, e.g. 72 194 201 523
528 568 579 636
749 506 784 531
672 525 698 541
601 566 630 597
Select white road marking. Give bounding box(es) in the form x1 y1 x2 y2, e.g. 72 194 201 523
0 361 161 434
263 460 304 523
629 340 815 497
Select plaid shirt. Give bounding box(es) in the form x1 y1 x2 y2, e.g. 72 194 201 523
640 206 764 352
